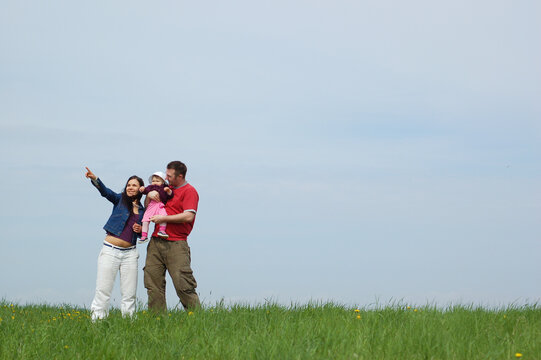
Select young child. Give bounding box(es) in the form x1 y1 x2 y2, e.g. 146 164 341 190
139 171 173 243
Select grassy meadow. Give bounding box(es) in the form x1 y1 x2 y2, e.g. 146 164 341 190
0 301 539 359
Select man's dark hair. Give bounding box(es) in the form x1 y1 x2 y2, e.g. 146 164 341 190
167 161 187 177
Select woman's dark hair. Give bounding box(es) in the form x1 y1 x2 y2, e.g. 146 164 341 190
121 175 144 213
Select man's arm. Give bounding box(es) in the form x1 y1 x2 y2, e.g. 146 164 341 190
150 211 195 224
146 190 160 205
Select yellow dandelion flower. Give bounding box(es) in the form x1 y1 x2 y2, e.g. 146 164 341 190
407 306 411 309
11 316 15 320
188 311 194 316
515 353 522 358
64 345 69 349
413 309 418 312
354 309 360 313
356 315 361 319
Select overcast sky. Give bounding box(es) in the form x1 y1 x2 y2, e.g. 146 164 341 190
1 0 539 309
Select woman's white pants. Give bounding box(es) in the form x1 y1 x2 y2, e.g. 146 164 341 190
90 244 139 321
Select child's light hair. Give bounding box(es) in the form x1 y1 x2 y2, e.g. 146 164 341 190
152 175 165 185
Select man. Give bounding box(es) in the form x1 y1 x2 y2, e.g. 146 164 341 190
144 160 200 311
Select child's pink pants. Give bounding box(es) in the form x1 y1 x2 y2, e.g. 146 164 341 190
142 201 167 234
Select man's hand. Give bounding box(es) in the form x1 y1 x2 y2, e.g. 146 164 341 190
85 167 97 180
133 223 142 233
150 215 167 224
147 190 160 202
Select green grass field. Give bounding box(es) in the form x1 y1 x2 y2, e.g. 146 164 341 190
1 301 539 359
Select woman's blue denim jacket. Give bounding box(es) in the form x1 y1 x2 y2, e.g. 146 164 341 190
91 178 145 244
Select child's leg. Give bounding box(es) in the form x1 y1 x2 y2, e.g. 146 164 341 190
141 221 149 238
157 204 168 234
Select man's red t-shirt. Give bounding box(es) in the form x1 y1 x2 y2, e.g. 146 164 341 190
152 183 199 241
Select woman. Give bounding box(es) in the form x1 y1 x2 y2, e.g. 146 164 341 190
85 167 145 320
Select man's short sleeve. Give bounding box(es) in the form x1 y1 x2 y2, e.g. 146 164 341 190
183 187 199 213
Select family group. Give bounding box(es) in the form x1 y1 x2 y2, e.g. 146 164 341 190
85 160 200 321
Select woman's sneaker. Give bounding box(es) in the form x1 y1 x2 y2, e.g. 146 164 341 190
157 231 169 239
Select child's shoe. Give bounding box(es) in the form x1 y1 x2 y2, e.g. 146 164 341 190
157 231 169 239
138 236 148 244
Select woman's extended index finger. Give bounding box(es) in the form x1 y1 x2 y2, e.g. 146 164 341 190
85 167 94 179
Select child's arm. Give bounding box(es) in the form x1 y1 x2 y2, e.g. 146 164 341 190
163 187 174 201
144 185 159 206
142 185 157 195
